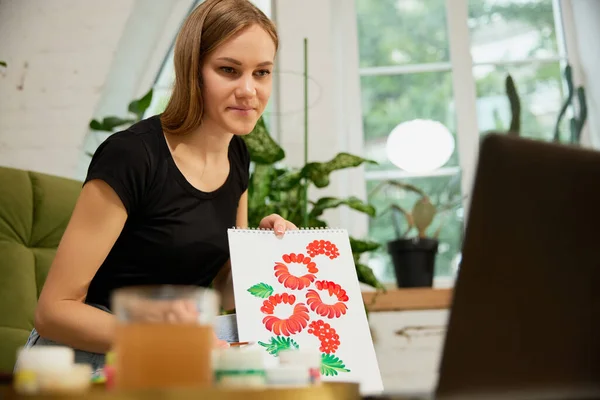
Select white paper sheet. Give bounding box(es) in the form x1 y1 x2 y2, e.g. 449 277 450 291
228 228 383 395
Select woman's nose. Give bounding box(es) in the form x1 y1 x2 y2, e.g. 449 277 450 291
235 75 256 98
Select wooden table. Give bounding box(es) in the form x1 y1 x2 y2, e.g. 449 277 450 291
2 288 448 399
3 382 369 400
362 288 453 312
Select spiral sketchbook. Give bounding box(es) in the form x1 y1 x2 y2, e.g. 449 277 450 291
227 228 383 395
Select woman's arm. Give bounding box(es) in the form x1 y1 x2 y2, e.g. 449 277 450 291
213 190 248 311
34 179 128 354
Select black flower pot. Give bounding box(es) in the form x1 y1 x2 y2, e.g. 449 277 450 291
387 237 438 288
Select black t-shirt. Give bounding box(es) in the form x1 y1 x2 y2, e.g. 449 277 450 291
83 114 249 310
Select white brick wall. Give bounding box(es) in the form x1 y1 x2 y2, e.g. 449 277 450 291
0 0 136 178
0 0 195 180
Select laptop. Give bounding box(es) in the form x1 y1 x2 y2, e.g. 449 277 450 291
435 134 600 399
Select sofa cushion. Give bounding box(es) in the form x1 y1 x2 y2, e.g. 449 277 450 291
0 166 81 373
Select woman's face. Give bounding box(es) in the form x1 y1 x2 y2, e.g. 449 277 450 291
201 24 276 136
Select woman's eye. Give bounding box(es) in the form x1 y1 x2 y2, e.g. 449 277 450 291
220 67 236 74
255 69 271 77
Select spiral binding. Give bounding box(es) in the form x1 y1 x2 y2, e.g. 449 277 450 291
228 227 347 234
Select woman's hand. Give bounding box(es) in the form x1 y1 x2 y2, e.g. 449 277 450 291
125 298 229 348
259 213 298 237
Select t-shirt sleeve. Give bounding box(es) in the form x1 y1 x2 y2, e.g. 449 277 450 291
231 136 250 192
84 132 150 215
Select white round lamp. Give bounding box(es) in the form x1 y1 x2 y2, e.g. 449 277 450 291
385 119 455 173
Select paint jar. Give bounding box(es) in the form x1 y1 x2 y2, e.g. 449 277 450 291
213 347 266 387
111 285 219 390
13 346 92 395
278 349 322 385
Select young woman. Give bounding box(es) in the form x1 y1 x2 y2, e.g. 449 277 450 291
25 0 295 370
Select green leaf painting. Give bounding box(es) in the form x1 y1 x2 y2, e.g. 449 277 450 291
247 282 274 299
321 353 350 376
258 336 300 356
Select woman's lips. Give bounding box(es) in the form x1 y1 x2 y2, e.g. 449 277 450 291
227 107 255 116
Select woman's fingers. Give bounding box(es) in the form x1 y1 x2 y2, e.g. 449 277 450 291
259 214 298 237
211 329 230 348
285 220 298 230
168 299 199 323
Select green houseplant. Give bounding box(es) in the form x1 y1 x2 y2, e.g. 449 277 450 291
369 180 462 287
370 74 513 288
88 89 154 134
242 116 383 290
240 38 382 289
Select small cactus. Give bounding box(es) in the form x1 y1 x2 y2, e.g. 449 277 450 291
554 64 587 144
506 74 521 136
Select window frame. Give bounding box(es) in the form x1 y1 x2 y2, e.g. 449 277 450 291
356 0 584 285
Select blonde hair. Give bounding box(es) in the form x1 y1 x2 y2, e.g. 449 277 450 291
161 0 278 135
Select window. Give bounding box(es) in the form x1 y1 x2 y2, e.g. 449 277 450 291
469 0 569 140
355 0 571 285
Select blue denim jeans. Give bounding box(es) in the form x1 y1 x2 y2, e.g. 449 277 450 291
20 304 110 373
19 307 239 373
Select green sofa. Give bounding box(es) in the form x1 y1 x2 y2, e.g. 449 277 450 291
0 166 81 373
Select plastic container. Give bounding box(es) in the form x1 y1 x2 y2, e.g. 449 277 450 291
213 347 266 387
16 346 74 372
278 349 322 385
265 365 311 387
13 346 91 395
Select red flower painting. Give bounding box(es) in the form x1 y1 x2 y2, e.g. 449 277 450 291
274 253 318 290
306 280 349 319
248 238 352 376
261 293 310 336
308 320 340 354
306 240 340 260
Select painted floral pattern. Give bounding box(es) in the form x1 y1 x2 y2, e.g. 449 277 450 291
260 293 310 336
306 280 349 319
248 239 351 376
306 240 340 260
308 320 341 354
274 253 318 290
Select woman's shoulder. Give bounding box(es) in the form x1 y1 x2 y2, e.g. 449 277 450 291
85 115 165 213
229 135 250 166
126 114 162 136
98 115 164 160
228 135 250 193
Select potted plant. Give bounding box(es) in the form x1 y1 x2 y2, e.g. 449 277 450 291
241 116 383 290
370 180 463 288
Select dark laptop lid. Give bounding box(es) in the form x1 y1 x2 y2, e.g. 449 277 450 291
436 134 600 399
